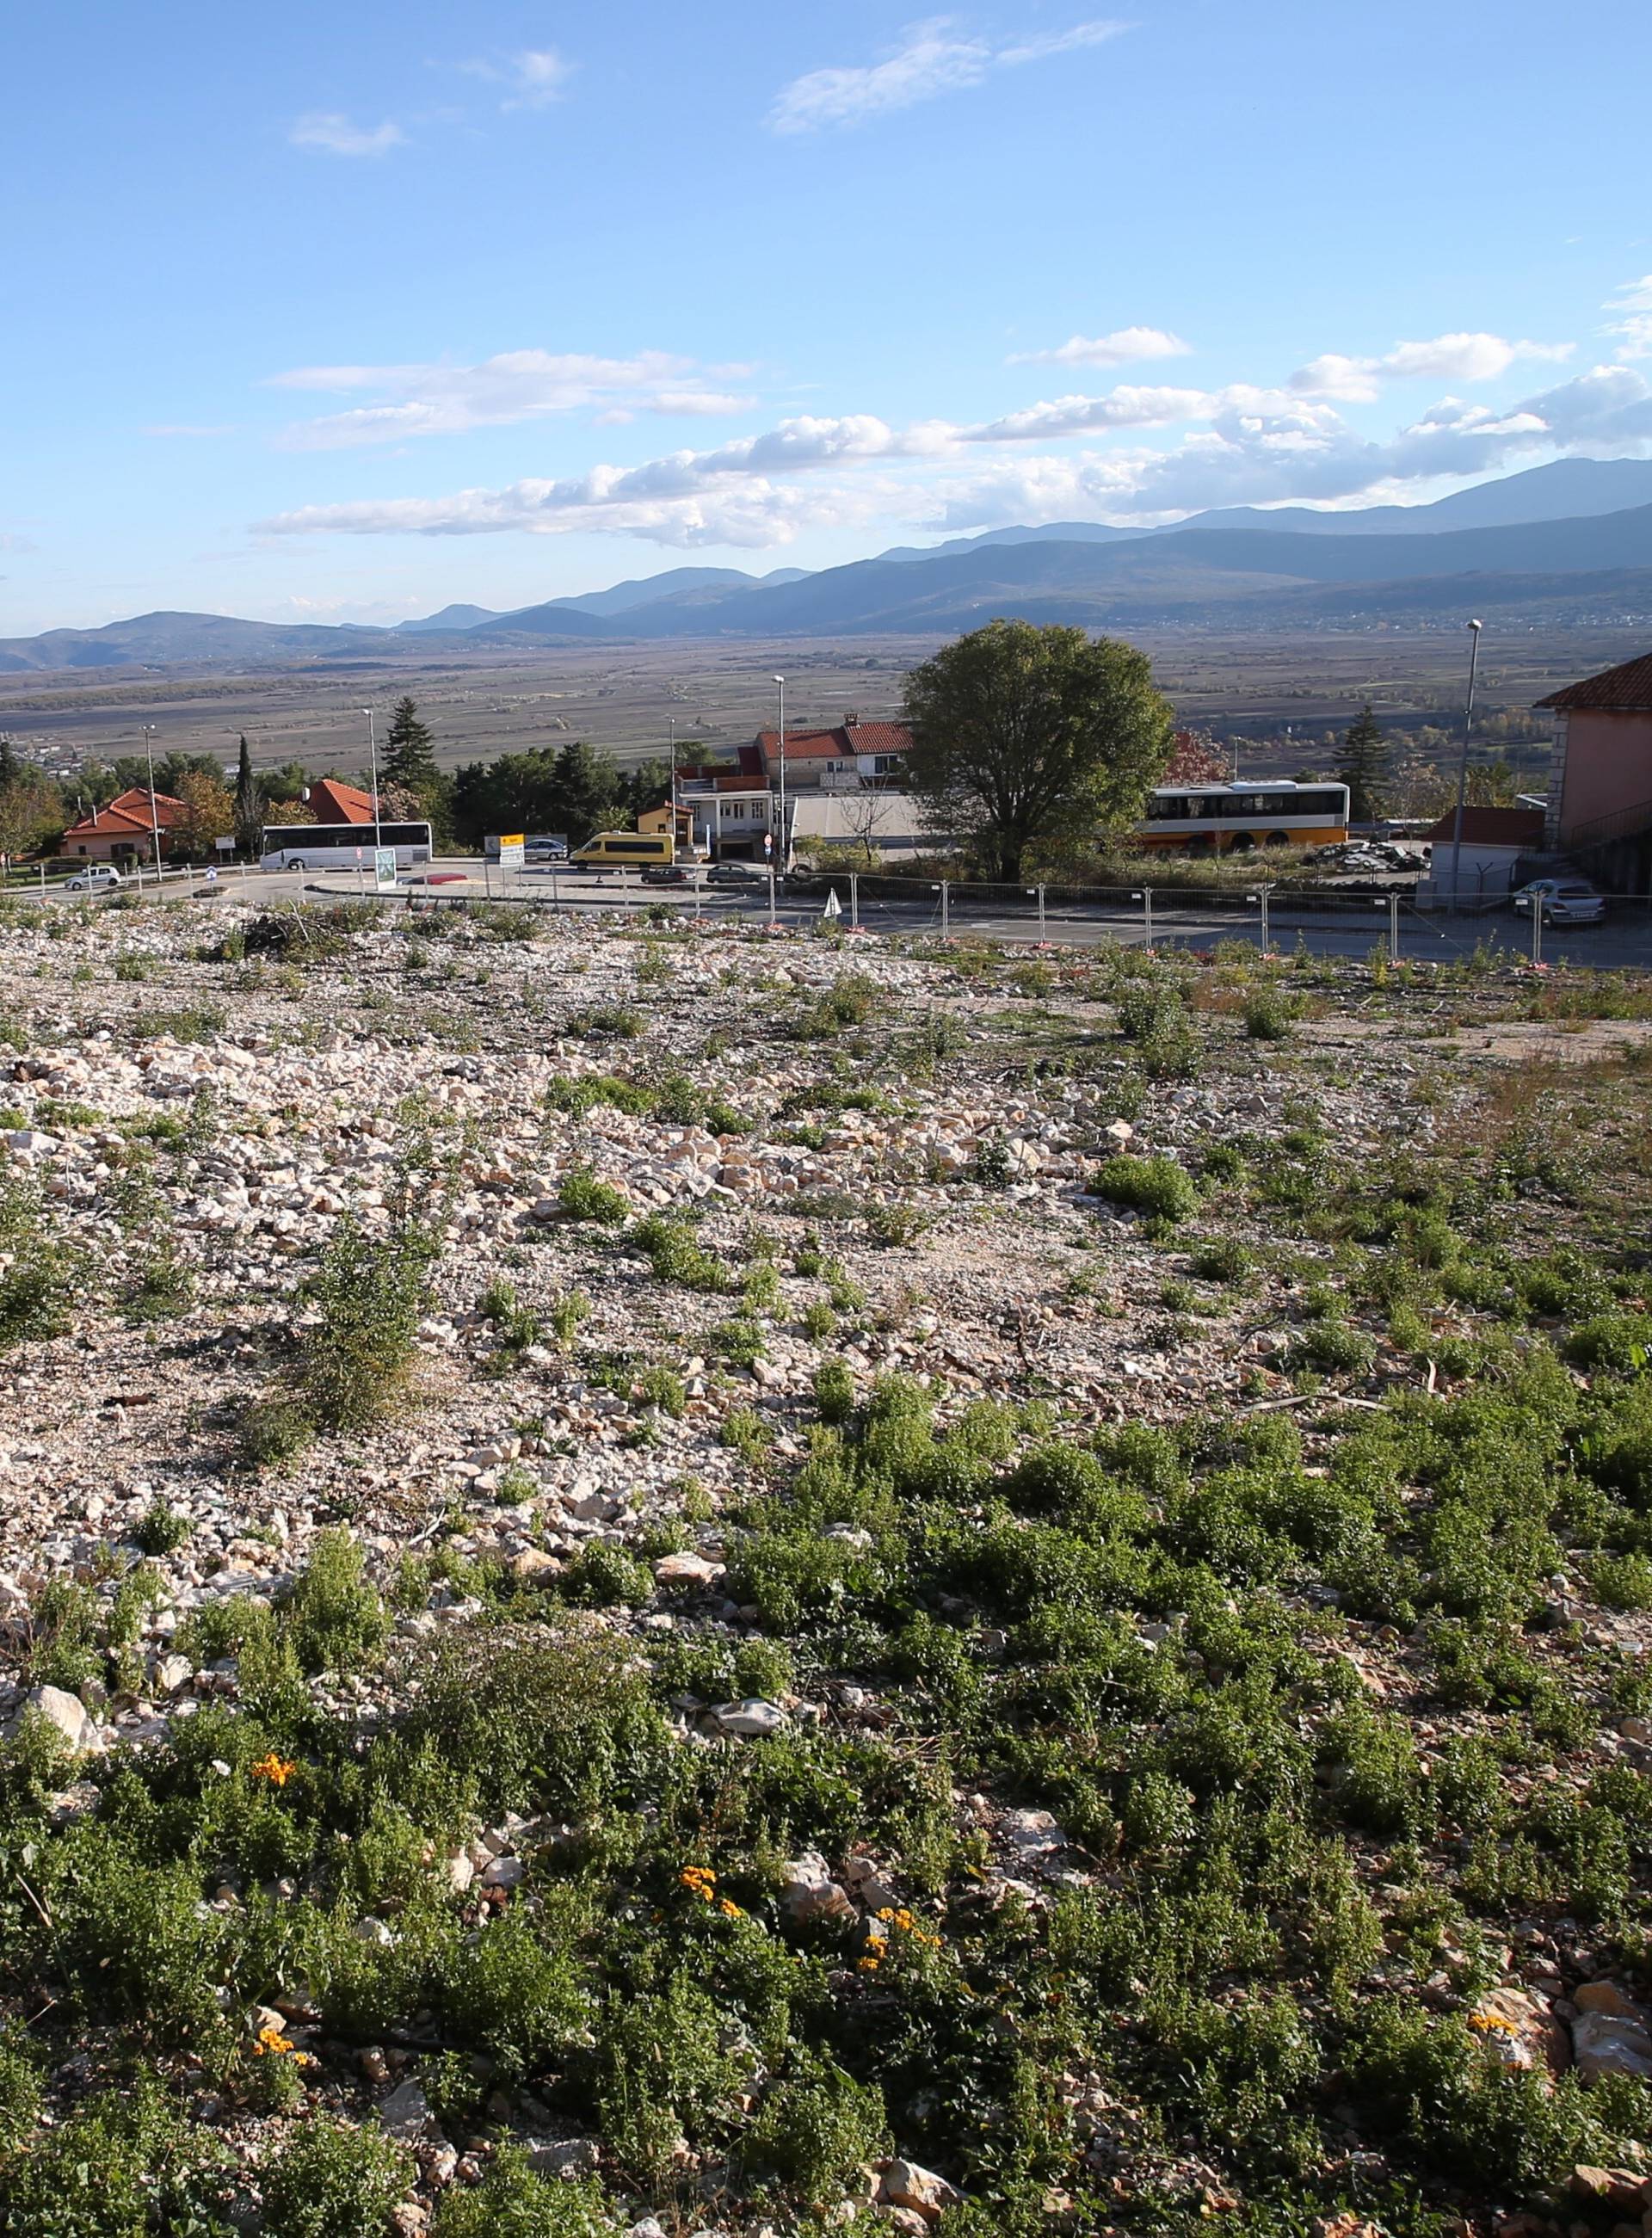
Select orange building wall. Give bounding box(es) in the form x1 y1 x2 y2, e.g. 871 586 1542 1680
1557 708 1652 841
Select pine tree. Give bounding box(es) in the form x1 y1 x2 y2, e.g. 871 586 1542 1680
1335 704 1389 824
382 698 440 791
0 737 19 788
232 736 263 858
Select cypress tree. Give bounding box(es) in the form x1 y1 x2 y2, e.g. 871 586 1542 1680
232 736 262 857
1335 704 1389 824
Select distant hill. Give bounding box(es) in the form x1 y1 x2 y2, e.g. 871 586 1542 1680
11 461 1652 670
395 603 502 632
1170 458 1652 538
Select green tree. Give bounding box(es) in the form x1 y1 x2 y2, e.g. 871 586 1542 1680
232 736 262 858
382 697 440 790
901 620 1174 882
551 740 622 847
1335 704 1389 823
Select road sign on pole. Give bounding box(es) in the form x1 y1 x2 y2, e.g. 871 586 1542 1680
374 848 398 892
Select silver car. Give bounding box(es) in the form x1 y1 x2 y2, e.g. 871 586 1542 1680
1513 878 1605 925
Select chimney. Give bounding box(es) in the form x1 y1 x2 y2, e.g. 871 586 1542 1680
843 710 859 727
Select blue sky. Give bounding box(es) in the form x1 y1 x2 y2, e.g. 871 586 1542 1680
4 0 1652 634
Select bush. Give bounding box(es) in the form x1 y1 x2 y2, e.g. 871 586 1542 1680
433 2149 612 2237
133 1499 190 1555
299 1218 435 1431
813 1360 855 1423
283 1529 390 1674
558 1168 630 1224
238 1394 315 1470
1090 1153 1198 1224
743 2053 890 2208
1243 986 1298 1040
261 2118 414 2238
563 1540 653 1606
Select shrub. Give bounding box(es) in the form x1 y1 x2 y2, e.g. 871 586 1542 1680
1243 986 1298 1040
299 1218 435 1431
133 1499 190 1555
558 1168 630 1224
1593 1551 1652 1612
261 2118 414 2238
743 2053 890 2208
813 1360 855 1423
432 2149 612 2237
1090 1154 1198 1224
0 1180 71 1349
633 1211 733 1292
238 1394 315 1470
0 2082 233 2238
563 1540 653 1606
1291 1318 1377 1375
636 1363 686 1416
283 1529 390 1673
867 1201 928 1248
1188 1236 1253 1283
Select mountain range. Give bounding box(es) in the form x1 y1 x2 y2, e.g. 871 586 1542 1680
5 458 1652 673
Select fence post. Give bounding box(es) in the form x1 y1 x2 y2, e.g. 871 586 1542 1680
1389 891 1401 965
850 872 859 931
940 879 950 940
1531 896 1544 969
1142 885 1154 949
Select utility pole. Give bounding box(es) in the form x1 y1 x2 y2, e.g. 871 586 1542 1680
362 707 383 862
772 674 786 877
1446 620 1484 913
139 724 163 874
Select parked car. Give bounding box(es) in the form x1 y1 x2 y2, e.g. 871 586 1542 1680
640 863 687 885
1513 878 1605 925
65 866 124 891
706 860 762 885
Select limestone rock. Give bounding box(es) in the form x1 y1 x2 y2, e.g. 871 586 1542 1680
780 1852 854 1925
879 2160 964 2225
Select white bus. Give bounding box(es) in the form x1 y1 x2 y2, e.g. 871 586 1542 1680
1135 782 1350 854
260 820 434 872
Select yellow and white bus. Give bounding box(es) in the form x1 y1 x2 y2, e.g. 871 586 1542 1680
570 829 678 870
1135 782 1350 854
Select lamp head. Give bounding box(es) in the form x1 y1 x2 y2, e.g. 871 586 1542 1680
1468 618 1483 632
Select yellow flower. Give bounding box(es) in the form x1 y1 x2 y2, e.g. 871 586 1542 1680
857 1955 881 1973
250 1754 298 1789
718 1898 745 1920
252 2024 294 2057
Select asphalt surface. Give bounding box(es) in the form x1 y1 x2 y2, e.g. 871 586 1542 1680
14 857 1652 972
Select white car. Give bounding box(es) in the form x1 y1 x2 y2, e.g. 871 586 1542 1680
1513 878 1605 925
65 866 125 892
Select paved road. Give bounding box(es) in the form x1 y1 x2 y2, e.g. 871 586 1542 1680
13 857 1651 972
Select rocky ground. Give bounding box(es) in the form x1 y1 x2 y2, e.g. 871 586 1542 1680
2 891 1650 2238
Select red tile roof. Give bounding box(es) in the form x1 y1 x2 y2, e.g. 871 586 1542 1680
1537 653 1652 713
1421 806 1545 846
63 787 185 840
305 778 376 824
844 721 911 756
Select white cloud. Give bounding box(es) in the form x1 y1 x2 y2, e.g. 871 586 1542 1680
1606 275 1652 361
288 112 406 157
768 15 1128 133
265 350 754 447
253 361 1652 552
463 47 574 109
1009 327 1191 368
1291 331 1573 403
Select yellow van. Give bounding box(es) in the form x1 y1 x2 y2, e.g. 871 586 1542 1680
571 830 675 870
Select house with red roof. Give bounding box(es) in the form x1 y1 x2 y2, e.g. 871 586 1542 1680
61 787 186 863
1537 653 1652 855
755 714 910 791
302 778 376 825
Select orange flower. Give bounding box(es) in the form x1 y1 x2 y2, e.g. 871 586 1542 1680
253 2024 293 2057
718 1897 745 1920
250 1754 298 1789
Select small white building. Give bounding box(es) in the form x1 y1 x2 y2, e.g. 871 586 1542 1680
1418 805 1545 905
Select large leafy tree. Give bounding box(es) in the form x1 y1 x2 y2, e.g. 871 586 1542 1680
1335 704 1389 823
902 620 1174 882
172 772 233 860
450 741 623 849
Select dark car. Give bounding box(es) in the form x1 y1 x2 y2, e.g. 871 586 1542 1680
640 863 687 885
706 860 761 885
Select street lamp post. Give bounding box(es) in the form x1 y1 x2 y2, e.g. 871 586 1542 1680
139 724 163 877
1446 620 1484 913
772 674 786 875
361 707 383 857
